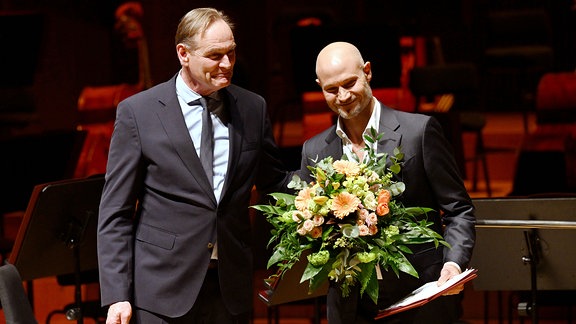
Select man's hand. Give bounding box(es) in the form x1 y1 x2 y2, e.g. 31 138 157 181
437 263 463 296
106 301 132 324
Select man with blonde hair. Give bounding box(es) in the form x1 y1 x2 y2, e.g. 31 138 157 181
98 7 289 323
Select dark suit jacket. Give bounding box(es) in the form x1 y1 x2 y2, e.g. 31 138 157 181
97 75 289 318
299 103 476 322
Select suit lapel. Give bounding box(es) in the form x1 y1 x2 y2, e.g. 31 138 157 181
322 127 344 160
317 105 402 162
219 88 242 197
299 103 405 187
377 105 402 154
155 77 216 202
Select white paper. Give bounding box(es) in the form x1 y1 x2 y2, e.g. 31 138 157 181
385 268 477 309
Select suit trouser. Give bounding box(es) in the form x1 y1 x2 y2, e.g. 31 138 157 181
132 267 250 324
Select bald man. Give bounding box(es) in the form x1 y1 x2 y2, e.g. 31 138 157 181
298 42 476 323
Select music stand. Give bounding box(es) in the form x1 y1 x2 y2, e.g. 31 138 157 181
258 253 328 306
470 197 576 324
258 252 328 324
8 175 105 324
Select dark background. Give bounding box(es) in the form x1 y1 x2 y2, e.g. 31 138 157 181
1 0 575 307
0 0 575 131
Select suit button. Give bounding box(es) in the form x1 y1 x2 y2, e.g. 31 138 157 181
207 242 214 249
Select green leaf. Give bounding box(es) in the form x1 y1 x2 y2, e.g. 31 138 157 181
267 249 287 268
322 226 334 240
440 240 452 249
398 260 419 278
364 133 375 144
403 206 434 216
373 238 386 247
393 147 404 161
308 262 333 293
363 266 380 304
396 245 413 254
288 175 308 190
269 192 296 205
250 204 278 214
392 252 419 278
389 182 405 196
357 262 375 292
301 262 325 282
389 164 401 174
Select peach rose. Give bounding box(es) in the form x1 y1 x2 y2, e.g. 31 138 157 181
368 225 378 235
309 226 323 238
376 202 389 216
378 190 391 204
366 212 378 226
358 225 370 236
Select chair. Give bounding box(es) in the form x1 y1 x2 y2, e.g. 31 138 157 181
535 72 576 125
509 73 576 196
0 263 37 324
409 63 492 196
0 214 18 264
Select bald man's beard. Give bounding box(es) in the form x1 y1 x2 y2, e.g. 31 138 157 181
334 87 373 120
335 104 363 119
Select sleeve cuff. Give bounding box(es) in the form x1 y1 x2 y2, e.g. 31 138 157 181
444 261 462 273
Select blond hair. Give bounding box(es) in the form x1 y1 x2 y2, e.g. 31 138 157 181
175 7 234 50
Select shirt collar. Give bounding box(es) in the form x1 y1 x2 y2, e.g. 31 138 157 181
336 99 381 144
176 70 222 103
176 70 201 103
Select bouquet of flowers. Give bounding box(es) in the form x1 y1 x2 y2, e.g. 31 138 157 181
252 129 449 304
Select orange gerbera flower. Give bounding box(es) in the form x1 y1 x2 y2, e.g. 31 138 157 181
333 160 361 177
331 192 361 219
295 187 314 211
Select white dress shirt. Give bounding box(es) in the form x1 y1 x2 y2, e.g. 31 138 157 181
175 71 229 203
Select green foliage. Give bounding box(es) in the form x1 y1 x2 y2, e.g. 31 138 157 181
251 129 449 302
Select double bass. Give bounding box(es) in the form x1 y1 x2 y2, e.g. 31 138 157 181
74 2 152 178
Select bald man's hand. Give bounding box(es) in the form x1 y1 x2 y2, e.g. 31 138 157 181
106 301 132 324
437 263 464 296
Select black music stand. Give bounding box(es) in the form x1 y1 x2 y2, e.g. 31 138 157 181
8 175 105 324
258 252 328 324
470 197 576 324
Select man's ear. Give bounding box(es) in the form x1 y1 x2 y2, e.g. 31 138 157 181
316 78 321 87
363 61 372 82
176 44 189 64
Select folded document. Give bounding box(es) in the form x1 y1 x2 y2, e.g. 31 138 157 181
376 268 478 319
